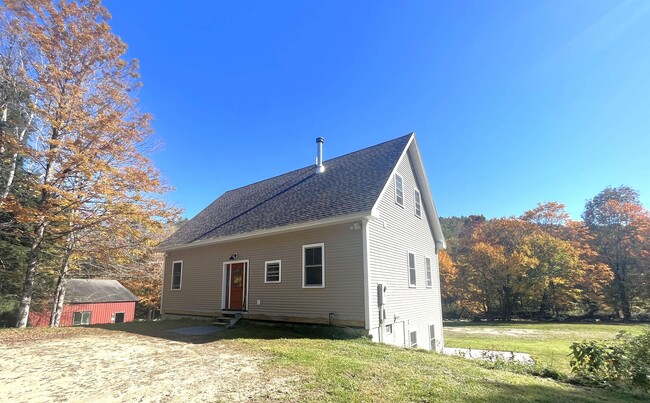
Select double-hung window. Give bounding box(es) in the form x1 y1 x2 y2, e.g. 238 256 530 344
303 243 325 288
414 188 422 218
408 252 416 287
425 256 432 288
395 173 404 207
171 261 183 290
265 260 281 283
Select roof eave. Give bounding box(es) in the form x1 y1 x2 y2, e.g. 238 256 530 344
155 211 372 253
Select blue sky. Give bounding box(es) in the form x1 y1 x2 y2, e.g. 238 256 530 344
104 0 650 220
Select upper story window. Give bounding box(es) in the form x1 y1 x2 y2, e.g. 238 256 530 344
394 173 404 207
425 256 432 288
171 260 183 290
408 252 416 287
414 188 422 218
265 260 281 283
303 243 325 288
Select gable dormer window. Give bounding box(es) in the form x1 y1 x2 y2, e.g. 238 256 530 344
395 173 404 207
414 188 422 218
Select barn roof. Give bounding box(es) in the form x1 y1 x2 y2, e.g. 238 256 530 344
159 133 414 250
65 279 138 304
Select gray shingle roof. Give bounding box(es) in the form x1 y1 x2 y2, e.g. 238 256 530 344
159 134 413 249
65 279 139 304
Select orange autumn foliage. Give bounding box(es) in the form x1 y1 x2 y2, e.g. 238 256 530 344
1 0 180 327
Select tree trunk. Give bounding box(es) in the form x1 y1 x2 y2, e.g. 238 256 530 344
619 282 631 321
15 125 58 328
1 116 32 200
15 222 46 328
612 262 631 321
538 289 549 319
49 249 73 327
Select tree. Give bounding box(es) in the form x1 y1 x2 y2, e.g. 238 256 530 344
522 203 614 316
1 0 178 328
460 218 539 320
0 13 34 201
439 215 487 317
519 232 582 318
583 186 650 320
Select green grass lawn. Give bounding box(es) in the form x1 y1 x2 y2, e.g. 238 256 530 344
443 321 650 375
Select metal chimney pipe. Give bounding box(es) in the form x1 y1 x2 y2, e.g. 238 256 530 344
316 137 325 173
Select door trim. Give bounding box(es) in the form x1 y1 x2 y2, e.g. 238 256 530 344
221 260 249 311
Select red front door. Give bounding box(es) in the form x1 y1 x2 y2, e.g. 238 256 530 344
227 262 246 310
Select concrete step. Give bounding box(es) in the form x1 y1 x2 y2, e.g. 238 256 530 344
211 317 232 326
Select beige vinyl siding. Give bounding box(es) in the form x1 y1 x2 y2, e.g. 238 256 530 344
367 144 445 350
162 222 365 326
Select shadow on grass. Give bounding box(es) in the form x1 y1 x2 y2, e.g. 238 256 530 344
94 319 367 345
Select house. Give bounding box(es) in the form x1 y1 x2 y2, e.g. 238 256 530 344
29 279 138 327
157 133 447 351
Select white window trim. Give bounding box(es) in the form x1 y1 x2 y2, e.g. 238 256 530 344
394 173 404 207
171 260 183 290
264 260 282 283
73 311 91 326
414 187 422 218
302 243 325 288
425 255 432 288
408 251 416 288
409 329 418 348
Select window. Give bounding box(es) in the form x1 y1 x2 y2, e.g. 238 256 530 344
414 188 422 218
394 173 404 207
171 261 182 290
265 260 281 283
425 256 432 288
429 324 437 350
408 252 416 287
409 330 418 348
73 311 91 326
385 324 393 334
303 243 324 288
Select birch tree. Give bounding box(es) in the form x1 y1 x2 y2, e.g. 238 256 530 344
1 0 179 328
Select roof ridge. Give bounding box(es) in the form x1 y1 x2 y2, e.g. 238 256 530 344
223 132 414 194
158 132 415 249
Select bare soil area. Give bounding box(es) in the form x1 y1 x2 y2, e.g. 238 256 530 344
445 327 545 337
0 324 299 402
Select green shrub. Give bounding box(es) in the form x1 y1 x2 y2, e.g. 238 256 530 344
569 330 650 389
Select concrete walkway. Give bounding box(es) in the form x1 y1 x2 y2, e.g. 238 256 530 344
442 347 535 364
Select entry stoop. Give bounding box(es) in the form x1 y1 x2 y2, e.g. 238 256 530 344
212 312 242 329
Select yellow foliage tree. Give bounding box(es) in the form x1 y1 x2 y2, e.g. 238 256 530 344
1 0 180 327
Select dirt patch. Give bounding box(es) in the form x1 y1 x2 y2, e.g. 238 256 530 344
0 330 299 402
445 327 545 337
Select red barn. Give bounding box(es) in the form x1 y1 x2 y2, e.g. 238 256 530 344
29 279 139 327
